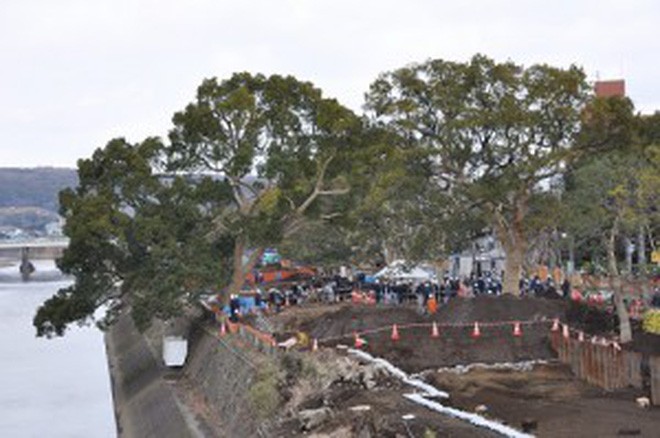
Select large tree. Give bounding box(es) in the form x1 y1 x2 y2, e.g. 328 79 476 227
166 73 359 300
34 73 359 336
365 54 590 294
33 138 234 336
564 99 660 342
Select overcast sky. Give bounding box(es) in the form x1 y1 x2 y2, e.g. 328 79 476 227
1 0 658 168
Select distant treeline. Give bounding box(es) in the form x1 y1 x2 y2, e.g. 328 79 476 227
0 168 77 212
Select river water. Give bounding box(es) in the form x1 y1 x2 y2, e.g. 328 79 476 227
0 261 115 437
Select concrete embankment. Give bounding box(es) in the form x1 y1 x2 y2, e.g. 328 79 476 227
105 312 198 438
106 311 274 437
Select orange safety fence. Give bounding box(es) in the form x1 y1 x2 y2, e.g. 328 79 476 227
314 318 558 344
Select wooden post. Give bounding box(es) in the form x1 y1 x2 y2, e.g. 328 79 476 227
650 356 660 406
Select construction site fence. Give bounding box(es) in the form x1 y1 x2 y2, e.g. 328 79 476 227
212 311 278 356
235 322 278 356
551 332 660 405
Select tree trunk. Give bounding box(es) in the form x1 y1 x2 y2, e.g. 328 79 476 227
611 276 632 343
624 236 633 275
493 195 528 296
567 235 575 275
605 219 632 343
224 236 263 306
224 235 247 306
637 224 646 273
606 224 619 277
502 240 524 295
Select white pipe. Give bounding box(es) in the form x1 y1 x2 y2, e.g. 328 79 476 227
348 349 533 438
404 393 534 438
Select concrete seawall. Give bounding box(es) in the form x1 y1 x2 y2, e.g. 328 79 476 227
105 312 197 438
105 311 273 437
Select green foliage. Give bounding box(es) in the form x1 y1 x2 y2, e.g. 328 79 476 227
167 72 360 297
35 72 361 336
34 138 234 336
249 363 281 419
566 301 618 334
642 310 660 335
423 429 438 438
563 100 660 271
365 54 590 289
278 220 352 268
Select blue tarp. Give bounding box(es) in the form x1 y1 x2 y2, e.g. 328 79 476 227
222 295 266 315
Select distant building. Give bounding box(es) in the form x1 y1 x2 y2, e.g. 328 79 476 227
44 219 64 236
595 79 625 98
0 226 28 240
449 235 506 279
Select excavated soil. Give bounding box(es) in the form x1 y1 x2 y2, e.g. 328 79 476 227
112 296 660 438
260 297 660 437
269 297 660 372
272 296 567 373
429 363 660 438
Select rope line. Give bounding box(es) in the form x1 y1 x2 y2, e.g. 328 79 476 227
316 317 557 343
201 324 259 370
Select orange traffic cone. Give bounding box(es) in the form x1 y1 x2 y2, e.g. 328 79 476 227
219 321 227 336
513 321 522 337
551 318 560 332
562 324 570 339
354 332 364 348
391 324 400 341
472 322 481 338
431 322 439 338
578 331 584 342
312 338 319 352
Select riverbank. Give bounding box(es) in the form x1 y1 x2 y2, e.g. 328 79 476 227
104 310 204 437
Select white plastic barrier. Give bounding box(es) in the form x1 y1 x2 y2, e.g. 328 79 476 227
348 349 533 438
163 336 188 367
349 349 448 398
404 393 534 438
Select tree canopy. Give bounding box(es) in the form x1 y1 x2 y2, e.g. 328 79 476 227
34 57 660 340
365 54 590 294
34 73 360 336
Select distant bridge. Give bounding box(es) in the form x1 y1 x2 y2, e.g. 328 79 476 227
0 238 69 280
0 238 69 250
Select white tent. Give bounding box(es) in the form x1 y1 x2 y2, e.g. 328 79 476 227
374 260 435 281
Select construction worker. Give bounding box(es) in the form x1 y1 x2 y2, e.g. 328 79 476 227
427 294 438 314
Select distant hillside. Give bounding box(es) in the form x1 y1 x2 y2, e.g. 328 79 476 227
0 168 77 213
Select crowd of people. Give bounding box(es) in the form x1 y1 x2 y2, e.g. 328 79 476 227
225 269 579 321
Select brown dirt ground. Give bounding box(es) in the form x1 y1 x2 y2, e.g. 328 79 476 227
429 363 660 438
270 350 500 438
258 297 660 437
270 296 567 373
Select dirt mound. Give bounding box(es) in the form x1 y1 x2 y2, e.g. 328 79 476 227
437 295 565 324
428 363 660 437
281 296 568 373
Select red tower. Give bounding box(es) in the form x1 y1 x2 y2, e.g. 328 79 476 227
594 80 625 98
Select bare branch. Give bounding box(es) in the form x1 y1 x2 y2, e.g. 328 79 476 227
296 155 336 215
321 212 343 220
318 188 350 196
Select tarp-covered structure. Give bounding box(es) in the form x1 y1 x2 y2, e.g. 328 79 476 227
373 260 436 282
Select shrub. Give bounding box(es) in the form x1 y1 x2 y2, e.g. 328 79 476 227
566 300 618 333
423 429 437 438
642 310 660 335
249 364 281 419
